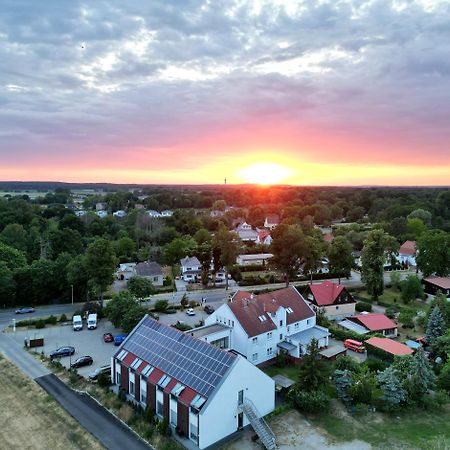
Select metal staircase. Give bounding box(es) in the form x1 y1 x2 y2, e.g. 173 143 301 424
240 398 276 450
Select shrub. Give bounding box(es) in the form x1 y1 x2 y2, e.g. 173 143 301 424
356 302 372 312
172 322 192 332
165 309 177 314
334 355 361 373
143 426 154 440
188 300 198 308
288 388 330 413
59 313 67 322
46 315 58 325
144 406 155 424
156 418 171 436
163 275 172 287
362 358 389 373
97 372 111 387
154 300 169 312
35 319 46 329
398 309 415 328
385 306 399 319
118 388 127 402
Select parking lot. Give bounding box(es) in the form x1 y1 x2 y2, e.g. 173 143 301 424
157 305 214 328
10 319 122 377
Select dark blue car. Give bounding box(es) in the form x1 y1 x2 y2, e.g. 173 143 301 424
114 334 128 346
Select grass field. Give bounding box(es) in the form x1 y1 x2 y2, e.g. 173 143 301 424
0 355 104 450
310 400 450 450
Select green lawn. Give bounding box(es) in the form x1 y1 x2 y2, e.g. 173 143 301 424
310 404 450 449
263 365 299 381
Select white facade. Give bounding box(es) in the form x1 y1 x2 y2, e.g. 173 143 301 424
205 302 328 365
113 210 127 218
236 253 273 266
96 210 108 218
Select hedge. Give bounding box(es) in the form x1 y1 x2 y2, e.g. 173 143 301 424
355 302 372 312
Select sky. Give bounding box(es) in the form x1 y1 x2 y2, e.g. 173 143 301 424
1 0 450 186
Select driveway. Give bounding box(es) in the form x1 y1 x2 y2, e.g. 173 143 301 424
36 374 151 450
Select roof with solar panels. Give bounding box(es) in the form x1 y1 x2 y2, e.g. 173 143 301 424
114 315 237 408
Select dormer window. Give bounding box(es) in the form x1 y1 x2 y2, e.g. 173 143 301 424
286 307 293 314
258 315 267 322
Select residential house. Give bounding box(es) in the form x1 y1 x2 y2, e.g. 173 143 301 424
397 240 417 266
423 276 450 299
75 210 86 217
113 210 127 218
112 316 275 449
116 263 137 281
234 222 259 242
96 210 108 219
236 253 273 266
339 313 398 337
161 210 174 217
256 231 272 246
148 210 162 218
96 202 107 211
264 214 280 230
134 261 164 287
209 210 224 218
180 256 202 283
203 287 329 365
304 281 356 321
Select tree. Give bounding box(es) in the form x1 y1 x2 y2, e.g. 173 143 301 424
361 230 392 301
407 350 436 400
408 209 432 226
163 236 197 266
334 355 361 373
121 303 148 333
416 230 450 277
0 261 16 307
333 369 354 403
85 238 117 301
349 368 379 405
105 291 136 328
270 224 305 287
212 200 226 211
303 235 325 283
406 218 427 240
196 242 212 287
400 275 424 303
429 292 450 328
0 242 27 271
48 228 84 259
390 272 401 290
67 255 89 302
328 236 353 283
426 306 446 345
297 338 330 391
0 223 28 252
212 226 241 290
376 366 406 410
438 361 450 392
193 228 212 246
114 236 135 260
127 276 155 299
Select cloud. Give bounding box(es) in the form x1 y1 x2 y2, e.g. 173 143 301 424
0 0 449 183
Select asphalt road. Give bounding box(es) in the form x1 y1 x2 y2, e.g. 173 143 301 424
36 374 152 450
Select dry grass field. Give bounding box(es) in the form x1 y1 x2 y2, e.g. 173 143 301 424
0 354 104 450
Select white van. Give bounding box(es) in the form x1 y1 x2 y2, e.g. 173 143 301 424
87 313 97 330
73 315 83 331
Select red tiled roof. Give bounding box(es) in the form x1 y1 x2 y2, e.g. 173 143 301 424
136 361 148 374
424 276 450 290
148 367 165 384
178 386 198 406
258 231 271 241
228 287 314 337
122 352 137 367
365 337 413 356
350 314 397 331
308 281 352 306
164 377 178 394
399 240 416 256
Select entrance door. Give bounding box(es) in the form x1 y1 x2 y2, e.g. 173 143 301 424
238 412 244 430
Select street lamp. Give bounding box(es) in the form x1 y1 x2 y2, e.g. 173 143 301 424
71 284 74 305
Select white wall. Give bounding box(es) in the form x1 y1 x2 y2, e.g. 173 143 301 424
198 357 275 449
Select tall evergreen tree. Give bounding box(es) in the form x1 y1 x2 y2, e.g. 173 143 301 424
377 366 406 409
407 350 436 399
333 369 354 403
426 306 446 344
297 338 329 391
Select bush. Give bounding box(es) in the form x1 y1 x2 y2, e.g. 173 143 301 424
143 426 154 440
118 388 127 402
334 355 361 373
156 418 171 436
144 406 155 424
35 319 46 329
59 313 68 322
165 309 177 314
154 300 169 312
385 305 399 319
288 388 330 413
97 372 111 387
172 322 192 332
356 302 372 312
46 315 58 325
163 275 172 287
188 300 198 308
362 358 389 373
398 309 415 328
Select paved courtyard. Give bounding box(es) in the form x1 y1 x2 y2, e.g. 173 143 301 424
9 319 122 377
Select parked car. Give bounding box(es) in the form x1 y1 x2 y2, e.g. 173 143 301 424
15 307 35 314
88 365 111 381
204 305 215 314
70 355 93 368
50 346 75 359
186 308 195 316
103 332 114 343
114 334 128 346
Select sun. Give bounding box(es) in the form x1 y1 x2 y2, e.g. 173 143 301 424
238 162 293 185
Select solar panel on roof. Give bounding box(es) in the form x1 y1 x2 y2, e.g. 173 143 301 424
123 316 236 397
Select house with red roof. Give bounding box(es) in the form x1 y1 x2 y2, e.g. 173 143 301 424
256 230 272 246
112 316 275 449
204 287 329 365
264 214 280 230
397 240 417 266
304 281 356 321
365 337 413 358
342 313 398 337
423 276 450 299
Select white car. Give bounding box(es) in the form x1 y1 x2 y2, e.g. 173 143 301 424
186 308 196 316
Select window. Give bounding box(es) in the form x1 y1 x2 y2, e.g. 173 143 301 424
129 380 135 395
279 320 283 326
267 347 273 356
252 353 258 362
190 423 198 441
153 276 158 282
252 337 258 344
238 390 244 405
306 319 311 325
141 391 146 404
156 400 163 416
286 307 293 314
295 323 299 330
258 314 267 322
287 326 290 332
170 409 177 426
267 332 272 340
280 334 283 340
116 372 121 385
336 305 339 310
232 320 235 327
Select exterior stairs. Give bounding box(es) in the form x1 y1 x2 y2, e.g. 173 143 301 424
240 398 276 450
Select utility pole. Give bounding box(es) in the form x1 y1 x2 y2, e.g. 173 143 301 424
71 285 74 305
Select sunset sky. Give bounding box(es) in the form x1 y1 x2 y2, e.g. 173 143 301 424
1 0 449 185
